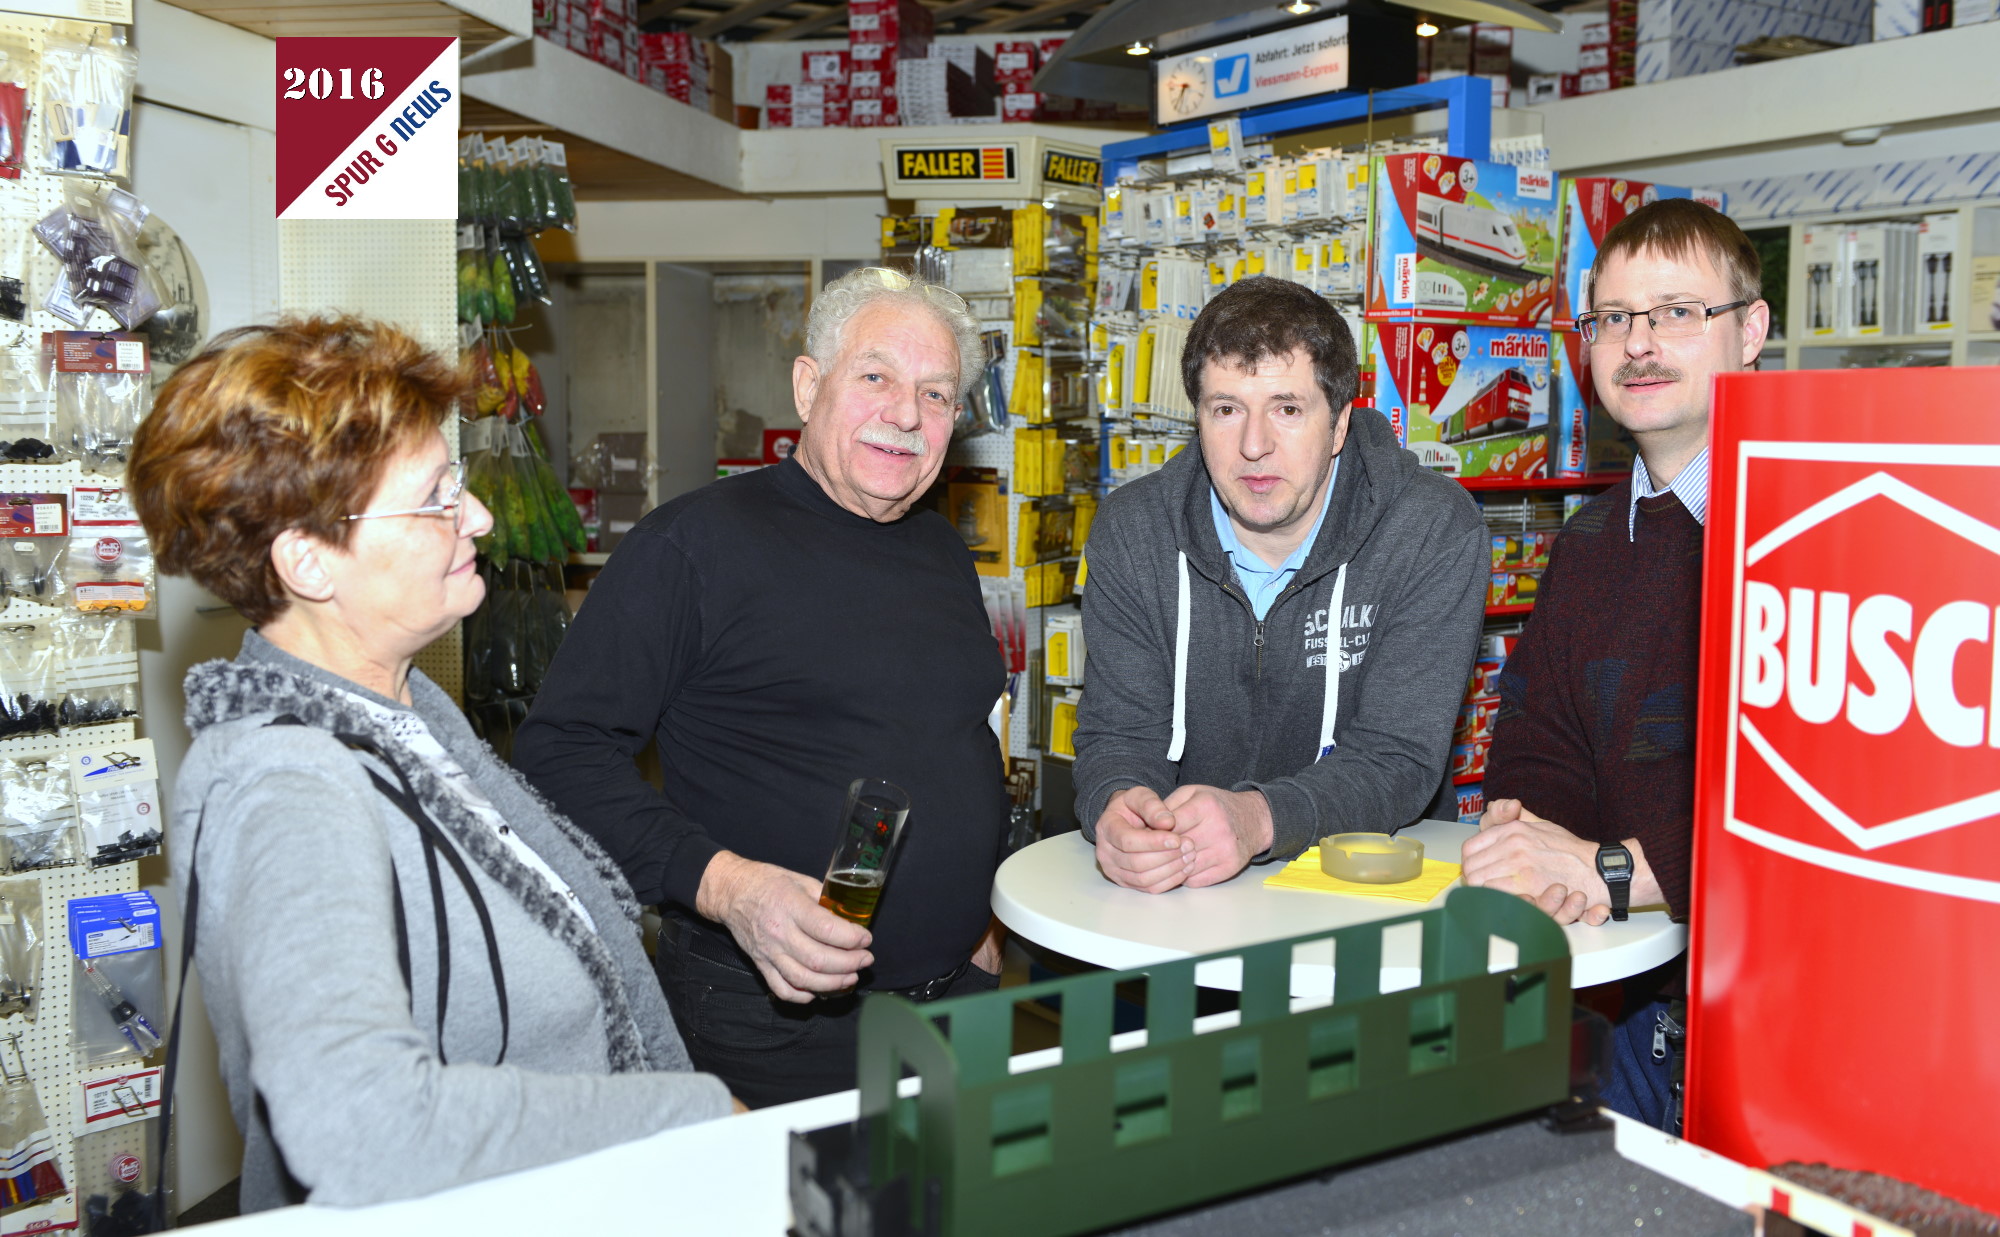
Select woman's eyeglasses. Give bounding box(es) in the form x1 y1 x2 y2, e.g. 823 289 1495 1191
345 457 469 531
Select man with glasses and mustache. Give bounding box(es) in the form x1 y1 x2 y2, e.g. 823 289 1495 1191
514 268 1008 1107
1462 199 1771 1131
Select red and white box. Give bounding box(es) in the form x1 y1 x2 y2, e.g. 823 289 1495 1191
993 40 1038 83
803 48 849 82
848 66 895 100
767 82 845 107
849 96 898 127
1000 85 1040 120
848 0 933 59
764 105 829 128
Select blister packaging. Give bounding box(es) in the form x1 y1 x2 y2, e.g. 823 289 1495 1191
0 350 56 464
68 892 162 1066
69 739 160 867
0 757 77 873
37 26 137 180
0 627 59 740
0 882 40 1019
0 493 68 604
56 615 136 727
64 525 154 617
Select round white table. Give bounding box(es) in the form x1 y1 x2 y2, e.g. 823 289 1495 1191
992 819 1686 994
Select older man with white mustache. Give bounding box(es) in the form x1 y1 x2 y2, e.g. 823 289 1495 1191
515 268 1009 1107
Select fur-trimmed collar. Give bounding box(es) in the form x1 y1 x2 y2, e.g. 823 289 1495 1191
183 654 654 1073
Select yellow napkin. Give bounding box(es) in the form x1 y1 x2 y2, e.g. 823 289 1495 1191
1263 847 1462 902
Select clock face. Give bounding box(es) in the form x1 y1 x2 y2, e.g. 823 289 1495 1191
1162 59 1209 116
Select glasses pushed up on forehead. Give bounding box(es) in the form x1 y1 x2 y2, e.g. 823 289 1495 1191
345 457 469 531
1577 299 1748 345
854 266 971 315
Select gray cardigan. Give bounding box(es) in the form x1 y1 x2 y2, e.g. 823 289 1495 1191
173 632 730 1212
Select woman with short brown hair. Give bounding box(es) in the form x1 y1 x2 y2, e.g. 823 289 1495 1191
130 317 730 1212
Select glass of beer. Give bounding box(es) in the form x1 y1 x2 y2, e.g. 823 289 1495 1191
819 778 911 929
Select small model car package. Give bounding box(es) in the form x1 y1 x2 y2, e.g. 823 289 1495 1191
68 739 160 868
45 331 150 472
67 892 162 1065
1370 321 1554 480
1556 177 1724 329
74 1066 162 1234
1368 152 1557 327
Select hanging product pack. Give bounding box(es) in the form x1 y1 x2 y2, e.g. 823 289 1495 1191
67 892 162 1066
0 625 59 739
0 349 55 464
0 882 42 1019
45 331 150 471
0 1036 64 1212
68 738 160 868
0 757 76 873
37 25 136 180
0 492 68 605
57 613 136 727
34 187 159 331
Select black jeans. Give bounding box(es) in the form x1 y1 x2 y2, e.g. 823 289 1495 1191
657 916 1001 1109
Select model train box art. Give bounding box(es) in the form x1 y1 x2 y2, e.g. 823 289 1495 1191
1366 153 1557 328
1556 177 1726 329
1552 330 1639 477
1370 321 1558 480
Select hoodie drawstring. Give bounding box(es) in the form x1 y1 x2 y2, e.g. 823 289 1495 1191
1318 562 1347 760
1168 550 1191 761
1166 554 1349 765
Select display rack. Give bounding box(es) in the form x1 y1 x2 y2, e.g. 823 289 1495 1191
0 11 163 1232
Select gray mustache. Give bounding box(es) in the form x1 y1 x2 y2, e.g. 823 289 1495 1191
859 424 928 456
1613 362 1684 384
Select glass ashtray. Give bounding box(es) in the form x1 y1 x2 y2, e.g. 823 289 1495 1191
1319 833 1425 884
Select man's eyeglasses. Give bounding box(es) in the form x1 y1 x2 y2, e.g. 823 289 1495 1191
345 457 469 531
1577 299 1748 345
854 266 971 316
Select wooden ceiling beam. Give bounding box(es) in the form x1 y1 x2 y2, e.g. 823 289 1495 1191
970 0 1101 33
754 3 845 39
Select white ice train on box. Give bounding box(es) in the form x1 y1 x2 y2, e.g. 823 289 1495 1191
1416 193 1530 268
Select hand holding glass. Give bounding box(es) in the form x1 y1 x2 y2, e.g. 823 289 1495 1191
819 779 911 929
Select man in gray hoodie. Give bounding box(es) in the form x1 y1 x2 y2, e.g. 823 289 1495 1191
1074 277 1488 891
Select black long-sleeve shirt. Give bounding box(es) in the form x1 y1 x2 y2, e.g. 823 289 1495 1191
513 457 1008 988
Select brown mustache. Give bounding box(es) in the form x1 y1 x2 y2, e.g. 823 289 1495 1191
1613 361 1684 384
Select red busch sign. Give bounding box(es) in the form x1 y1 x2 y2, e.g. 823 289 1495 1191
1691 368 2000 1212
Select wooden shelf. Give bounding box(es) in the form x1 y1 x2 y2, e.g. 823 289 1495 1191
1797 334 1956 348
1485 602 1535 617
1457 472 1623 492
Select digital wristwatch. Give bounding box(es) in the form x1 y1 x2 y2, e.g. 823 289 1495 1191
1596 843 1633 922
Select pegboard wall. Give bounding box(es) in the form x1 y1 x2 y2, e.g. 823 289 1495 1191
0 12 179 1231
278 218 465 701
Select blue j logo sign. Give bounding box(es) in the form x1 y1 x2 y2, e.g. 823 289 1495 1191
1215 54 1251 97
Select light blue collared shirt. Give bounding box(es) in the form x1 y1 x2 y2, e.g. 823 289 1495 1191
1209 457 1340 621
1629 446 1710 540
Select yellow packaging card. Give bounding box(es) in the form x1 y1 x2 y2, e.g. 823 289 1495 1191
1015 506 1040 567
1050 698 1078 756
1046 630 1070 679
1264 851 1462 902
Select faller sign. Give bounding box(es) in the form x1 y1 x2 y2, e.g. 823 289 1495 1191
276 37 459 220
1690 367 2000 1214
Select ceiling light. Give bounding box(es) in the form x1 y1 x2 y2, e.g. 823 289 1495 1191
1125 39 1152 55
1283 0 1322 13
1416 18 1440 36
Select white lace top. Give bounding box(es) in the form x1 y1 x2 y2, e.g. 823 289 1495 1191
341 690 597 935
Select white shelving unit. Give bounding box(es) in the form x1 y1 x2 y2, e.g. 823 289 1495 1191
1765 201 2000 371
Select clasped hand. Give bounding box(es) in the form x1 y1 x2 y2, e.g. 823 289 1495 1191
1093 784 1273 894
1460 798 1612 926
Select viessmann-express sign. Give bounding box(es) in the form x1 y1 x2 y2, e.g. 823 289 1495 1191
1689 367 2000 1214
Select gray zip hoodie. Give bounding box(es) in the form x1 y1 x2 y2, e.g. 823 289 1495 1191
1073 404 1488 861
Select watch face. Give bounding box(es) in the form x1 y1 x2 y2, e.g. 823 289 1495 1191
1602 852 1630 871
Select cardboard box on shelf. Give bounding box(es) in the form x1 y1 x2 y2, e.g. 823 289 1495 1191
804 48 849 81
993 40 1039 82
1800 225 1845 336
1558 177 1727 328
1368 152 1558 327
848 0 934 60
1370 320 1555 480
597 494 647 553
593 432 650 494
1552 330 1639 476
848 65 896 99
850 96 898 126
